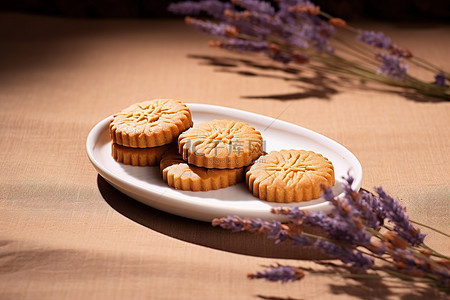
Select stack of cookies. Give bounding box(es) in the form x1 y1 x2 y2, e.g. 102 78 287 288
109 99 193 166
109 99 335 203
161 119 264 191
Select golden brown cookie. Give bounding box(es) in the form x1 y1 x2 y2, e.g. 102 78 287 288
178 119 263 169
246 149 335 203
112 143 173 166
160 148 245 191
110 99 193 148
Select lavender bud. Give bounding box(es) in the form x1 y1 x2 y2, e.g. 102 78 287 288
213 39 269 53
248 265 305 282
375 53 408 80
375 187 425 246
435 74 446 86
231 0 276 16
168 0 232 19
356 30 393 49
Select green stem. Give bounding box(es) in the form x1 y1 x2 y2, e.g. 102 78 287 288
413 56 450 77
310 272 383 279
231 30 450 100
410 219 450 238
332 36 379 67
420 243 450 260
409 58 442 75
377 267 440 286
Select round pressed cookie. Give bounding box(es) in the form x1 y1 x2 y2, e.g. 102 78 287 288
246 149 335 203
111 142 173 166
178 119 263 169
110 99 193 148
160 148 245 191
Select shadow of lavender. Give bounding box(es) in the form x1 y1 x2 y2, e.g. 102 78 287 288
188 54 340 101
255 262 447 300
187 54 446 103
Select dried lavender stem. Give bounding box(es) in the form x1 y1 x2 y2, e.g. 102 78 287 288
301 231 394 265
318 11 359 33
310 272 383 279
376 267 439 285
332 36 379 66
410 219 450 238
323 11 445 78
407 247 448 272
315 56 449 98
228 30 448 98
413 56 450 77
420 243 450 260
409 59 444 76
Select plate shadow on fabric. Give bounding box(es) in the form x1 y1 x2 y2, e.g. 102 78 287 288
97 175 328 260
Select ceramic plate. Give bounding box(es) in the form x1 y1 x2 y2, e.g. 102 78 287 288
86 103 362 222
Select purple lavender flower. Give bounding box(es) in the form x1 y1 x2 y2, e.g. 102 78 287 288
271 206 306 219
338 174 383 229
228 17 271 38
273 204 372 245
212 39 269 52
305 21 335 52
287 34 309 49
212 215 290 243
356 30 392 50
231 0 275 16
277 176 378 245
392 248 450 286
248 265 305 282
185 17 237 37
315 183 373 245
356 190 384 229
282 7 335 53
212 215 265 232
224 10 281 37
375 53 408 80
265 221 290 243
291 235 313 246
435 74 446 86
168 0 232 19
315 239 374 271
277 0 315 21
245 10 283 31
375 187 425 246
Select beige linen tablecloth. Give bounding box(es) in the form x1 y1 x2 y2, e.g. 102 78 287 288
0 13 449 299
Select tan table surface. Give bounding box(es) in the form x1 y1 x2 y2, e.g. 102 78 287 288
0 12 449 300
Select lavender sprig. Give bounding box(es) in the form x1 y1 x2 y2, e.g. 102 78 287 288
248 265 305 282
231 0 275 15
212 173 449 292
356 30 393 50
435 74 447 86
209 39 269 53
375 53 408 80
184 17 238 38
212 216 290 243
168 0 232 19
375 186 426 246
168 0 450 100
314 239 374 271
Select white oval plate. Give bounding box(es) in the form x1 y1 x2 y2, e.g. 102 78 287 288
87 103 362 222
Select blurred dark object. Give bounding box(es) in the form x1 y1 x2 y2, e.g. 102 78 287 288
0 0 449 21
